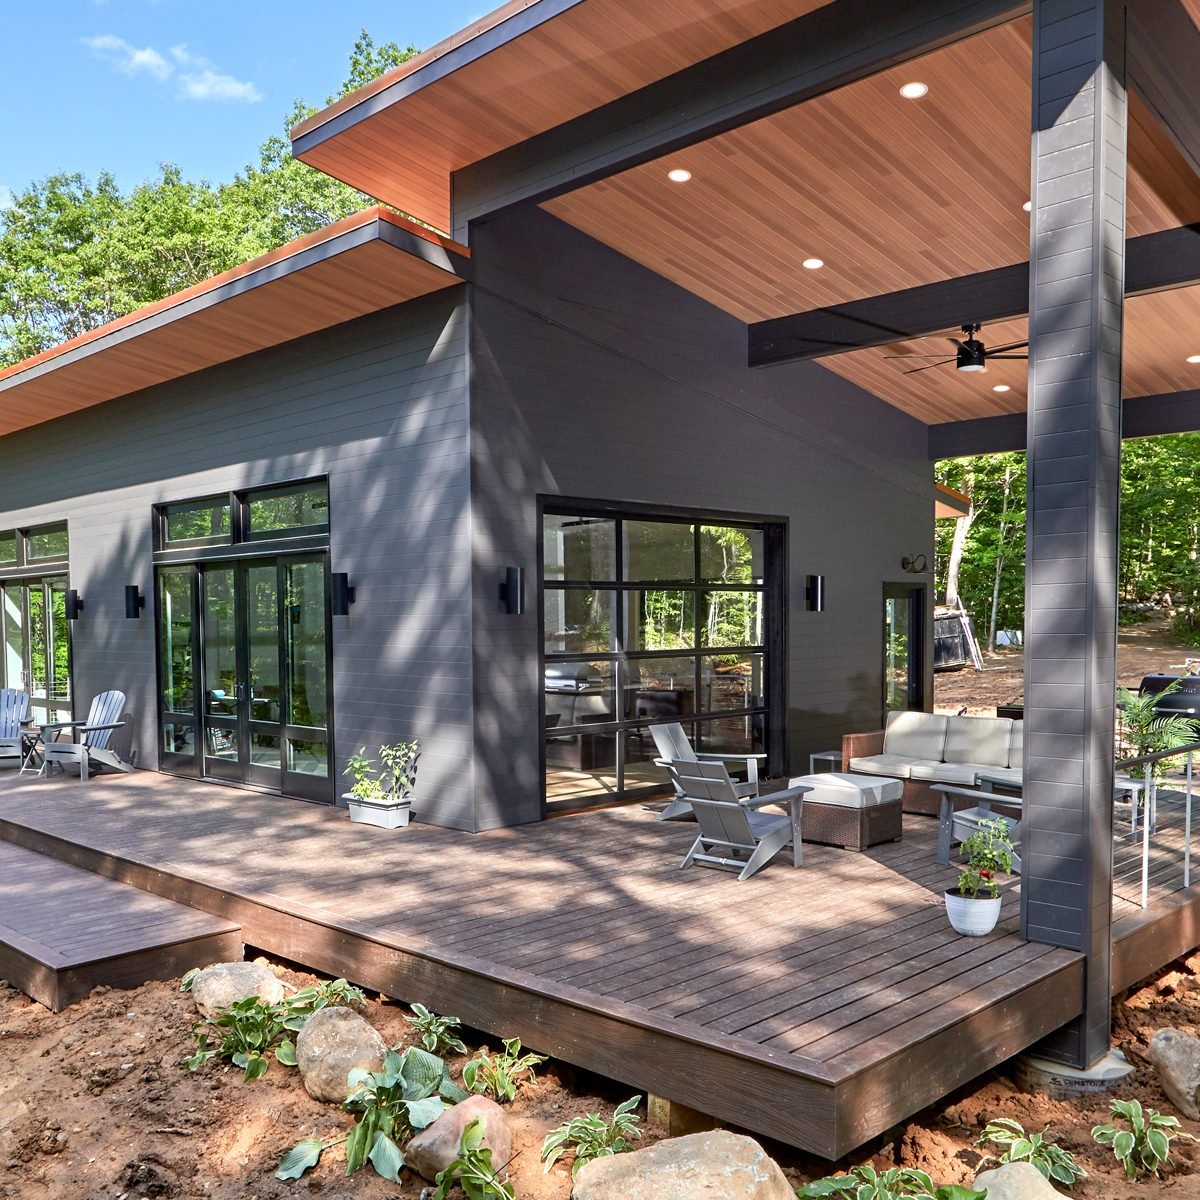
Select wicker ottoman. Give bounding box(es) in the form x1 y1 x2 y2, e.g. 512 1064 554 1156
786 772 904 851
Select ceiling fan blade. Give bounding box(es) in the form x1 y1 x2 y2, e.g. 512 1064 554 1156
883 354 955 359
987 339 1029 354
987 353 1030 360
903 359 956 375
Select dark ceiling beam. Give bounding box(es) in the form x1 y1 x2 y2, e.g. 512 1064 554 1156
749 224 1200 366
1127 0 1200 181
927 390 1200 460
451 0 1029 240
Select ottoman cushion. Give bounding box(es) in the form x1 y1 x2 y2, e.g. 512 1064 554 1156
789 772 904 808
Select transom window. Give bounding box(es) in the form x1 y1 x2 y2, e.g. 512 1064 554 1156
157 480 329 550
0 523 69 569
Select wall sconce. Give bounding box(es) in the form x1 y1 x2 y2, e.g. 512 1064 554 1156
331 573 356 616
125 585 145 619
65 590 83 621
805 574 825 612
500 566 525 615
901 554 929 574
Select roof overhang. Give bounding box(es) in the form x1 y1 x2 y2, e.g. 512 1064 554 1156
0 209 470 437
935 482 972 518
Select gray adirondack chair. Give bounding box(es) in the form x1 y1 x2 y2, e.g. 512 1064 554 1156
667 760 810 881
933 783 1023 872
0 688 30 765
25 690 132 781
650 721 766 820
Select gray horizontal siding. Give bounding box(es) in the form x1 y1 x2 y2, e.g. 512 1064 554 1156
0 293 476 830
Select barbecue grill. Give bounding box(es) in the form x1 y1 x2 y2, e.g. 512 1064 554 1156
1137 673 1200 726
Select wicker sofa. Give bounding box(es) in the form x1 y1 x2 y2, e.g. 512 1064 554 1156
842 711 1023 815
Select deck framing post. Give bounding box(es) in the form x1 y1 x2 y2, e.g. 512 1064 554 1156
1021 0 1127 1068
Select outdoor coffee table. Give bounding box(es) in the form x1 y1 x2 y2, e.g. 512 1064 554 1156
787 771 904 851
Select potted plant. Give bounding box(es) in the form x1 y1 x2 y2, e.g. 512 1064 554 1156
945 818 1014 936
1117 680 1196 781
342 741 420 829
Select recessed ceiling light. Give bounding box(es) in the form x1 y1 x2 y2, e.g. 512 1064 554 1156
1188 355 1200 364
1022 201 1033 212
802 258 825 270
993 384 1011 393
899 82 929 100
667 168 692 183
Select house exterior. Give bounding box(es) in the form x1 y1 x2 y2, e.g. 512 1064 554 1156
3 0 1200 1073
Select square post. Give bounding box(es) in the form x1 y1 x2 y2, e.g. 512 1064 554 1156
1021 0 1126 1068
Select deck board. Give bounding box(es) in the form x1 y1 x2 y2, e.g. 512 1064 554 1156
0 768 1195 1157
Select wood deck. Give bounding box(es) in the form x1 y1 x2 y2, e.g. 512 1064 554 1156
0 768 1196 1158
0 839 242 1011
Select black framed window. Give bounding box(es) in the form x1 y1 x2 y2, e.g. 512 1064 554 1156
156 479 329 551
162 497 232 548
0 522 70 570
542 506 781 811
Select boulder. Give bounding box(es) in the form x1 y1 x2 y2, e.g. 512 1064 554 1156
406 1095 511 1183
572 1130 792 1200
973 1162 1067 1199
190 962 284 1018
1148 1028 1200 1119
295 1006 388 1103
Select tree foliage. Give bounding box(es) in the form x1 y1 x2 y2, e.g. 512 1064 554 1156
0 31 416 366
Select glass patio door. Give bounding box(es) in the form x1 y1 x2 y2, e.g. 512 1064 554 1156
2 578 71 726
883 583 926 720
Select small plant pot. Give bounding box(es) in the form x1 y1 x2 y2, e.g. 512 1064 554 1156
945 889 1002 936
343 794 413 829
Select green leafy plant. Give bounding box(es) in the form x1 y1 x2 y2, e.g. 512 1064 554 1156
540 1095 642 1176
1117 681 1197 780
344 740 420 802
954 818 1014 899
798 1165 984 1199
977 1117 1086 1186
179 967 200 992
434 1118 515 1200
276 1046 464 1183
1092 1097 1197 1181
287 977 367 1018
463 1036 546 1103
407 1002 468 1056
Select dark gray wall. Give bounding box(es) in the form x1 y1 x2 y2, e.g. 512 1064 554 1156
0 294 476 828
467 206 938 828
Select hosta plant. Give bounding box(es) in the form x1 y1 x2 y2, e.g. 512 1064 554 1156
434 1118 515 1200
463 1036 546 1103
1092 1097 1197 1181
407 1002 468 1056
977 1118 1085 1186
797 1165 985 1199
540 1095 642 1176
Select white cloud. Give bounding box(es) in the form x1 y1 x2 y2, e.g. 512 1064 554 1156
82 35 260 102
82 34 172 81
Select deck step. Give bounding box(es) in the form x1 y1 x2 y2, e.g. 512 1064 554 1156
0 841 242 1011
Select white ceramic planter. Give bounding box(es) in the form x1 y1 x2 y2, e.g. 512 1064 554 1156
343 794 413 829
945 889 1002 936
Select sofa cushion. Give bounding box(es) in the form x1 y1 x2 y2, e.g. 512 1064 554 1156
883 711 949 761
849 754 915 780
908 760 987 786
943 716 1013 768
788 772 904 808
1008 721 1023 769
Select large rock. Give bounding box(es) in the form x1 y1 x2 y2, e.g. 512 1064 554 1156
1148 1027 1200 1119
190 962 284 1018
295 1006 388 1103
406 1095 511 1183
572 1130 792 1200
974 1162 1067 1199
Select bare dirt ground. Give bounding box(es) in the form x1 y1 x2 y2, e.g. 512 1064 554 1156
4 952 1200 1198
935 616 1200 716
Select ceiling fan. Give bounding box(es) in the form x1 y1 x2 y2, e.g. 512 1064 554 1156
885 323 1029 375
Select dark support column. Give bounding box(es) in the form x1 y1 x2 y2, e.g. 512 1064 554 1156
1021 0 1126 1068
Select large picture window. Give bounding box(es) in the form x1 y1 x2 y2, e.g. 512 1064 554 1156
542 506 782 810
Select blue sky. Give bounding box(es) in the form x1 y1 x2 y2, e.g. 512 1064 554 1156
0 1 488 205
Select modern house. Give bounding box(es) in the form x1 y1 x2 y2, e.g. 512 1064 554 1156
3 0 1200 1108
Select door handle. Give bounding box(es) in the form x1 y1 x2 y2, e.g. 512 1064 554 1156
236 682 247 704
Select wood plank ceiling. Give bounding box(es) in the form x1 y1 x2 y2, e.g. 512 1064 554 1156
293 0 832 234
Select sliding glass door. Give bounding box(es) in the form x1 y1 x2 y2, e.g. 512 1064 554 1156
2 578 71 726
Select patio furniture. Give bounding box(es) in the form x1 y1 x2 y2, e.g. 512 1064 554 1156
787 771 904 850
668 760 810 881
650 721 765 820
808 749 843 774
844 711 1023 813
0 688 30 766
22 690 132 782
933 783 1023 872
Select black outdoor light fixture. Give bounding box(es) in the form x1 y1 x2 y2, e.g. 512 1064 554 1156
65 590 84 621
901 554 929 574
331 572 356 616
500 566 525 615
805 574 825 612
125 585 146 619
